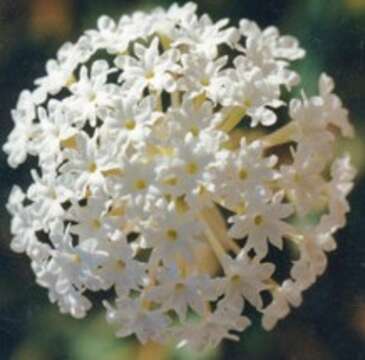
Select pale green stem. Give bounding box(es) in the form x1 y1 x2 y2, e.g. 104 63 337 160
198 213 227 264
155 92 163 112
171 91 180 108
262 122 297 148
219 106 247 133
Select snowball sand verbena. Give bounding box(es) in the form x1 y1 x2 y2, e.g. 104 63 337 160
4 2 355 350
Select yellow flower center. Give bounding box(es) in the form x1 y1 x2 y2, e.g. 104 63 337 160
88 162 97 173
163 176 178 186
91 219 101 230
238 168 248 180
134 179 147 190
145 70 155 80
201 78 210 87
254 214 263 226
166 229 178 241
175 283 185 291
115 259 126 271
190 126 200 137
125 119 136 130
72 254 81 264
185 162 198 175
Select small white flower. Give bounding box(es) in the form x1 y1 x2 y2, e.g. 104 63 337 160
3 90 38 167
86 15 131 54
66 60 116 127
220 252 275 309
166 96 221 137
222 64 282 127
49 228 108 292
98 233 146 295
34 42 81 96
319 73 354 137
145 266 219 320
229 190 294 258
289 96 334 159
115 37 180 94
240 20 305 61
174 14 239 59
6 186 41 254
177 302 250 351
61 133 121 195
279 148 327 217
178 54 228 102
140 201 204 264
115 153 161 213
291 235 329 291
156 133 219 207
326 155 356 226
211 139 278 208
262 279 302 330
104 95 154 146
27 170 72 228
35 101 78 170
239 20 305 89
104 297 170 344
69 193 111 241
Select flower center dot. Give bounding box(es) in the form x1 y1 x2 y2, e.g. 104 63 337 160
145 70 155 80
243 99 252 108
166 229 178 241
190 126 199 137
239 168 248 180
115 259 126 270
91 219 101 229
134 179 147 190
72 254 81 264
88 162 97 173
175 282 185 291
201 78 210 86
163 176 178 186
294 173 301 183
254 214 263 226
185 162 198 175
125 119 136 130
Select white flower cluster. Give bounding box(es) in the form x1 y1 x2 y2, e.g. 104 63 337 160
4 2 355 350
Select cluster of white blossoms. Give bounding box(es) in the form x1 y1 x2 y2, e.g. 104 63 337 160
4 2 356 350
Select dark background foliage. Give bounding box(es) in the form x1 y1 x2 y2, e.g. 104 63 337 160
0 1 364 359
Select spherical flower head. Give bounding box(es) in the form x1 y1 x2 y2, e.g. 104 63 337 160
3 1 355 350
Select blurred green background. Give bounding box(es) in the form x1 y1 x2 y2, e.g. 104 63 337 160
0 0 364 359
